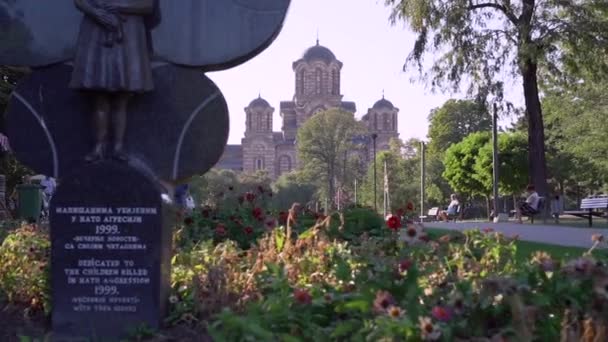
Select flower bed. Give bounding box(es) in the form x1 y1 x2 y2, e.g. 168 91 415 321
1 198 607 341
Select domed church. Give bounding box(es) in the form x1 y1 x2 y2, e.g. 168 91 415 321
216 41 400 179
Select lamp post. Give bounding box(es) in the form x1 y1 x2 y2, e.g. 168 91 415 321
372 133 378 213
420 141 426 221
492 103 500 218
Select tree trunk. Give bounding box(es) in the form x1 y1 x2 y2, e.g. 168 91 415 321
520 60 548 197
328 164 335 209
486 195 491 221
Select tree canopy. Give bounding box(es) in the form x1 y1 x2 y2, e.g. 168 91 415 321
384 0 608 196
474 132 528 196
443 131 491 198
297 108 365 205
427 99 491 155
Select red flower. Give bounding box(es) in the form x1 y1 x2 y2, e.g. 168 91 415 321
431 306 452 322
245 192 256 202
215 224 226 236
483 227 494 233
386 215 401 231
183 217 194 225
244 226 254 235
252 207 263 219
293 288 312 305
406 202 415 211
398 259 413 273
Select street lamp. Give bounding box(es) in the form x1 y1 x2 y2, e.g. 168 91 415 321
371 133 378 213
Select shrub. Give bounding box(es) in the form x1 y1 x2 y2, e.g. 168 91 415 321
0 224 50 314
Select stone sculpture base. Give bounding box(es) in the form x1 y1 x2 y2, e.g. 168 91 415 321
50 161 172 340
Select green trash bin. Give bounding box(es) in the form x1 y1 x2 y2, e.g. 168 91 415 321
16 184 43 222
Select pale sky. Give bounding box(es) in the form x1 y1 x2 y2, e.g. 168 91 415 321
208 0 518 145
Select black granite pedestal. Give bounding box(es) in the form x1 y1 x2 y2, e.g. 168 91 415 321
50 161 172 341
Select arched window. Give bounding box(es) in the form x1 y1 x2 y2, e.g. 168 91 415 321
278 155 292 175
315 68 322 94
255 157 265 171
266 114 271 131
256 114 263 131
331 69 339 95
383 113 391 131
298 69 305 95
374 113 378 130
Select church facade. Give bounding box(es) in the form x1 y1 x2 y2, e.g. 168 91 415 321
216 42 400 179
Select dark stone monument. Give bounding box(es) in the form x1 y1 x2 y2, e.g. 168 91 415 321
50 162 172 339
0 0 291 339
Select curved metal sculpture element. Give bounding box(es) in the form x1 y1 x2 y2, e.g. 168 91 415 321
0 0 290 67
0 0 291 180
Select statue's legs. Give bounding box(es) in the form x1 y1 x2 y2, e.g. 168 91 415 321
111 93 132 161
85 94 111 162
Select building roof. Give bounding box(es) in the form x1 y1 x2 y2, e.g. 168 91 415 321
215 145 243 171
248 95 270 108
341 101 357 113
302 41 336 64
373 97 395 110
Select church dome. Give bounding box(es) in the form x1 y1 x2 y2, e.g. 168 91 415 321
373 97 394 110
249 96 270 108
302 42 336 64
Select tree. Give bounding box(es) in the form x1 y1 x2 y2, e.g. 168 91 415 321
271 171 316 210
474 132 528 205
443 132 492 216
427 99 491 155
297 108 364 206
384 0 608 197
425 99 492 206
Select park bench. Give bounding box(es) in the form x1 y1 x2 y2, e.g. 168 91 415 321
564 195 608 227
521 196 546 224
420 207 439 222
419 206 462 222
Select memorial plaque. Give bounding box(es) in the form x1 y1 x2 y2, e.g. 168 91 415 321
50 161 172 340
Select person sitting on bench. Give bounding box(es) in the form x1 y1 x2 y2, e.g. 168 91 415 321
439 194 460 222
517 184 540 223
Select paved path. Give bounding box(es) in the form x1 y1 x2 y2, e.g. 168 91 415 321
424 221 607 248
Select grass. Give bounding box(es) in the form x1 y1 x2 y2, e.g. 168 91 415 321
426 228 589 263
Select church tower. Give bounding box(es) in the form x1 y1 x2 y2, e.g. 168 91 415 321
280 40 356 141
362 94 400 157
242 95 276 176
